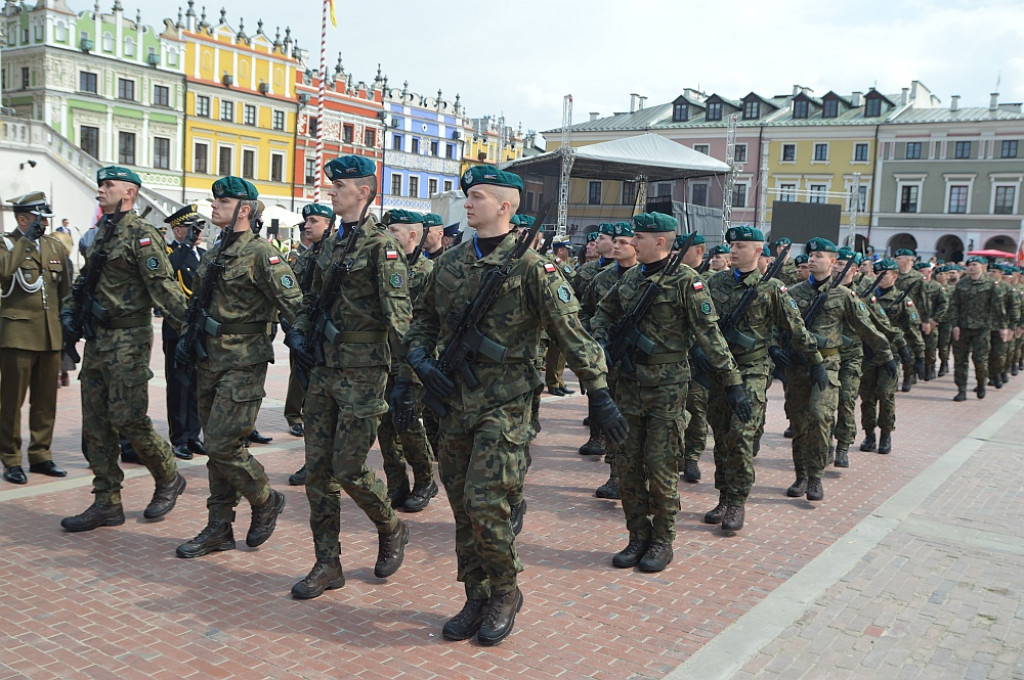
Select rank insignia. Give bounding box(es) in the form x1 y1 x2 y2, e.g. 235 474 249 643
146 256 159 271
386 250 399 260
557 284 572 303
281 274 295 288
390 273 404 288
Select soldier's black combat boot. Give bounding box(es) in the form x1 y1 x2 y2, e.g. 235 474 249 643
925 366 935 381
61 502 125 532
1012 365 1019 377
442 598 489 641
901 379 912 393
403 480 438 512
703 496 727 524
783 425 793 438
994 374 1004 389
143 473 186 520
938 360 948 377
246 490 286 548
374 520 409 577
176 520 235 558
291 558 345 599
638 542 673 572
578 433 606 456
877 432 892 455
595 469 620 499
612 535 649 568
787 477 808 498
510 499 527 536
859 431 877 452
288 465 307 486
388 478 411 509
834 446 850 468
953 390 968 402
682 459 701 483
721 505 745 532
1002 371 1010 384
976 383 987 399
806 478 824 501
477 587 523 646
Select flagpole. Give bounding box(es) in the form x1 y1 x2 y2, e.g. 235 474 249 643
314 0 329 203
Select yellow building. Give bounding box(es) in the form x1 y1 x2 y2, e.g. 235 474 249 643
173 8 299 207
462 115 524 174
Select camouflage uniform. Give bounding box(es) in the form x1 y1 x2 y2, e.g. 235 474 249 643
937 277 955 374
591 264 741 545
895 269 930 385
923 277 948 376
191 229 302 521
777 258 799 287
991 279 1021 382
407 232 608 599
1012 281 1024 371
706 268 820 507
68 212 186 504
948 274 1005 392
859 287 920 438
786 278 892 484
283 243 315 428
543 256 578 391
294 216 411 561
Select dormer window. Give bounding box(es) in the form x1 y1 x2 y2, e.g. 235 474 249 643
793 99 809 119
865 98 882 117
743 100 759 119
673 102 688 122
822 99 838 118
706 102 722 121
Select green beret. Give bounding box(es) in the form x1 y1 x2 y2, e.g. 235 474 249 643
595 223 614 237
302 203 335 222
8 191 53 216
324 155 376 180
794 254 809 265
460 165 524 194
987 261 1003 270
510 215 522 226
675 232 705 249
913 261 933 270
165 204 201 228
873 259 898 272
709 244 731 256
212 176 258 200
423 213 443 228
774 237 792 247
725 225 765 243
518 215 536 227
613 222 635 238
853 253 865 265
385 209 423 225
805 237 838 254
761 244 771 257
586 231 599 243
837 247 856 261
632 212 678 233
894 248 916 257
97 165 142 186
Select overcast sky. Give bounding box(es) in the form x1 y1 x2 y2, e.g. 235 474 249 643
131 0 1023 135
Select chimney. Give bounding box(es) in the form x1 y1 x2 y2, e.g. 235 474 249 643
629 93 639 113
638 96 647 110
851 91 863 107
950 95 960 112
990 92 999 110
589 112 600 122
901 87 909 105
792 84 801 96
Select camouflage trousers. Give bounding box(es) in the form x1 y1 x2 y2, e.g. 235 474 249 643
1002 331 1017 375
785 359 840 481
708 365 769 507
989 331 1007 379
80 339 177 505
1015 334 1024 368
924 328 938 372
833 352 863 448
283 353 306 426
377 374 435 493
954 329 990 389
683 381 708 463
938 322 952 366
614 376 686 545
304 365 397 561
437 394 530 599
858 362 898 434
196 364 272 522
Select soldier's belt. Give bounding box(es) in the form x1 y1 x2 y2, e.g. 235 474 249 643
638 350 689 365
322 320 387 345
99 313 151 330
201 314 271 336
731 346 770 364
819 347 841 358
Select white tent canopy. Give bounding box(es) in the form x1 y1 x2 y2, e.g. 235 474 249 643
502 132 731 182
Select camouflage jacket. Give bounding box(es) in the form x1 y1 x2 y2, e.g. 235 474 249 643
924 279 949 324
999 281 1022 330
859 291 908 366
787 276 893 364
190 229 302 371
0 229 70 351
580 261 634 333
406 231 608 417
777 258 799 287
545 253 577 280
895 269 932 321
707 268 822 368
407 251 434 303
65 211 186 352
295 215 411 371
571 257 613 299
948 275 1005 331
873 285 925 357
591 261 742 388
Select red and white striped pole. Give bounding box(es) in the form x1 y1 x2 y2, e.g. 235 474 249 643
313 0 328 203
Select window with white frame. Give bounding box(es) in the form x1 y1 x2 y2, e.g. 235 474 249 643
693 143 710 155
588 180 602 205
781 144 796 162
848 185 868 212
270 153 284 182
854 143 869 162
732 183 747 208
990 177 1022 215
778 183 797 202
390 174 402 196
813 143 828 162
809 184 828 204
734 144 747 163
690 183 708 206
943 175 975 215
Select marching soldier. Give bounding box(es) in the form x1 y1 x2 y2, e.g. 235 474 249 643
544 235 577 396
934 265 954 377
402 166 626 645
894 248 931 392
916 261 947 381
707 244 731 272
174 177 299 558
0 193 69 484
795 254 811 282
831 249 868 468
783 238 893 502
678 232 709 484
575 223 616 456
1008 266 1024 376
162 205 206 461
422 213 446 260
948 256 1007 401
60 167 187 532
987 263 1021 388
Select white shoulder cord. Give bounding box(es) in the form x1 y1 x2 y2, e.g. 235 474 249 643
1 235 47 301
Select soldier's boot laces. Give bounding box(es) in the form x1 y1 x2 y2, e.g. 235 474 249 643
60 502 125 532
374 520 409 578
143 473 186 520
877 432 892 455
246 490 286 548
638 542 673 573
859 432 877 452
176 520 235 558
510 499 527 536
442 598 489 641
288 465 307 486
787 477 808 498
403 480 439 512
682 459 701 483
612 536 650 568
806 478 824 502
721 505 745 532
595 470 620 499
703 497 727 524
291 558 345 599
477 587 523 646
834 446 850 468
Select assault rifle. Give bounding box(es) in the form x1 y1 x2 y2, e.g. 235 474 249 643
409 218 431 265
62 199 125 363
605 231 697 374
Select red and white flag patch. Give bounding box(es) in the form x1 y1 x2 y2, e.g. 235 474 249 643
906 300 914 307
268 255 281 265
544 263 557 273
780 285 788 293
138 237 152 247
386 250 399 260
693 280 704 291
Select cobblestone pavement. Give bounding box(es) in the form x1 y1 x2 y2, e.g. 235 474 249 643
1 322 1021 679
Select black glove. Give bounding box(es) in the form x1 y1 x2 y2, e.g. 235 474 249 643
183 222 203 249
897 345 912 364
284 326 315 372
882 359 900 380
914 357 926 380
390 378 417 432
768 346 792 369
26 218 46 241
690 344 713 376
174 334 192 368
408 347 455 400
725 384 752 423
809 362 828 392
587 388 629 445
60 309 79 342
